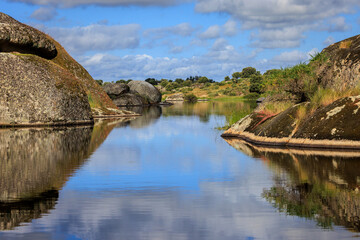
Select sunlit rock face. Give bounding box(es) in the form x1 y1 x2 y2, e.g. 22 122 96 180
318 34 360 91
0 53 93 126
225 138 360 232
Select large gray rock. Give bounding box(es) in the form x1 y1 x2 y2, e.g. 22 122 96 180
128 80 162 104
112 93 146 106
103 83 129 99
0 12 57 59
0 53 93 126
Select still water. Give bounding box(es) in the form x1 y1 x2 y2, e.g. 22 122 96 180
1 101 360 239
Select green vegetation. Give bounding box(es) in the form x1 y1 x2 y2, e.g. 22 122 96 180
184 93 198 103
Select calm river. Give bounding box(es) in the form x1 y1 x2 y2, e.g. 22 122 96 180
1 101 360 239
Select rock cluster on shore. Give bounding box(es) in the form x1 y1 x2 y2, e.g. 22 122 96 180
103 81 162 106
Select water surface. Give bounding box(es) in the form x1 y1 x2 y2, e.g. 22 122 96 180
1 101 360 239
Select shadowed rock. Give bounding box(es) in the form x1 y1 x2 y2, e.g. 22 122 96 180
103 83 129 99
0 12 57 59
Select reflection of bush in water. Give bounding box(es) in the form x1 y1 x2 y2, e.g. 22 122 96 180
224 139 360 232
263 180 360 231
0 190 58 230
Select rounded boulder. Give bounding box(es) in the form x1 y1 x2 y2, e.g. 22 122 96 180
128 81 162 104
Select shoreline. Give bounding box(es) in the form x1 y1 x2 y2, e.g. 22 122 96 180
221 131 360 150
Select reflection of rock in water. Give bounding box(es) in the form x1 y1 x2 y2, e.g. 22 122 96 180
0 127 93 202
0 190 58 230
0 119 133 230
0 126 92 230
224 138 360 232
119 106 162 128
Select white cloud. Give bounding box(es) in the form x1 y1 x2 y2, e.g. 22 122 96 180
144 23 196 39
78 44 255 81
30 7 57 21
223 19 237 36
323 36 335 46
324 17 351 32
170 46 184 54
10 0 188 7
46 24 141 53
195 0 359 48
251 26 306 49
271 48 319 66
199 25 221 39
195 0 359 29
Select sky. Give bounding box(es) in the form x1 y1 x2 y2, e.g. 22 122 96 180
2 0 360 82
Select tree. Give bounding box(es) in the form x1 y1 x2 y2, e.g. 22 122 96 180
95 80 103 86
197 76 209 83
224 76 230 81
116 79 126 84
145 78 158 85
175 78 184 84
241 67 258 78
249 75 264 94
232 72 241 80
160 79 169 88
184 93 198 103
183 80 192 87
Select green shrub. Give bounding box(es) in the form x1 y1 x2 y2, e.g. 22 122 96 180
184 93 198 103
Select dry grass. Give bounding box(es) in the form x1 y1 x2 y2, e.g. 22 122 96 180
339 40 352 49
310 87 360 113
261 101 294 115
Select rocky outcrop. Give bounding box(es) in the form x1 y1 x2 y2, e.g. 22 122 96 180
317 34 360 91
103 83 129 99
103 81 162 106
222 96 360 149
166 93 184 102
0 52 93 126
0 12 133 125
0 13 57 59
128 80 162 104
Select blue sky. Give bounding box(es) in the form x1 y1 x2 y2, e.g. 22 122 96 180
2 0 360 81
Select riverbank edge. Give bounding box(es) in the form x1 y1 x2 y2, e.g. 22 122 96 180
221 131 360 150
